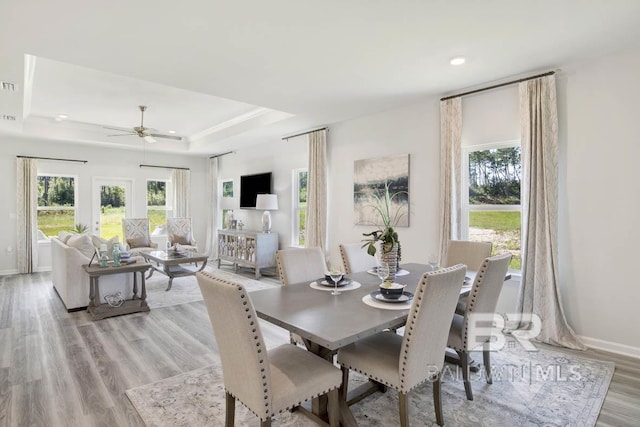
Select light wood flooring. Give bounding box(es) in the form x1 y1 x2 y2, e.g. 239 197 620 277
1 272 639 426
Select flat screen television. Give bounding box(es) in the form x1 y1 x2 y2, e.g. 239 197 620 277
240 172 272 209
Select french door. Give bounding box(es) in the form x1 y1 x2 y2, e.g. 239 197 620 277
92 178 133 241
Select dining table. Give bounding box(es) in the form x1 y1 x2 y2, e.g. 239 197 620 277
250 262 473 426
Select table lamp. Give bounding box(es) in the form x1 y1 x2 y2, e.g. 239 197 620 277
256 194 278 233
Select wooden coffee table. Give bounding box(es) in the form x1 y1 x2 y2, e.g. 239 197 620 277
142 250 209 291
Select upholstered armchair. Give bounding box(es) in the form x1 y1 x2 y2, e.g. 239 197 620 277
447 253 512 401
339 243 378 274
196 271 341 427
337 265 467 426
122 218 158 256
166 217 198 251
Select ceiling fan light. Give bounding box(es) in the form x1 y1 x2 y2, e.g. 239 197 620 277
144 135 157 143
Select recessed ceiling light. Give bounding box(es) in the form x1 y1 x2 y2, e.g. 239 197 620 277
167 130 176 134
57 114 68 119
450 57 466 66
54 117 63 122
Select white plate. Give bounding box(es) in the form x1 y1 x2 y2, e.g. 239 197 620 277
367 268 410 276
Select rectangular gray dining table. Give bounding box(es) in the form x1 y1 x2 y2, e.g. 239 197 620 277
250 262 464 426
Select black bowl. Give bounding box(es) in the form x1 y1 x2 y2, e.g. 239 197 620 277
325 274 346 285
379 283 406 299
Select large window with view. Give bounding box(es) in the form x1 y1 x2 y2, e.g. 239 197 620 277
147 180 171 235
292 169 308 246
37 175 77 238
462 142 521 270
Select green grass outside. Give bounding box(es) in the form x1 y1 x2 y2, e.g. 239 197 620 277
38 211 75 237
469 211 522 270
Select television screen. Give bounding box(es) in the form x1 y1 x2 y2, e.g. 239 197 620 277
240 172 272 209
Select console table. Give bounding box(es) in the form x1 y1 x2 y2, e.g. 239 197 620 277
217 229 278 278
82 262 151 320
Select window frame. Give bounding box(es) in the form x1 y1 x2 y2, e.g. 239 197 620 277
461 140 522 272
291 168 308 247
146 179 172 236
37 173 78 240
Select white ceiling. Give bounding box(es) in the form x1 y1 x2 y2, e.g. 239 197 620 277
1 0 640 155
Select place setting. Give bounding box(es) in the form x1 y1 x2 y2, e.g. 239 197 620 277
309 267 362 293
362 263 414 310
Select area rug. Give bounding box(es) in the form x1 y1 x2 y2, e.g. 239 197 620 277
145 267 279 309
126 342 614 426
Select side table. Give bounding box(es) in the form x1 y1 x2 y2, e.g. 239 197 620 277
82 262 152 320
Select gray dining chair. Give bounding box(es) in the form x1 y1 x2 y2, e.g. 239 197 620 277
447 253 512 401
276 247 327 286
339 243 378 274
196 271 342 427
444 240 493 314
337 264 467 427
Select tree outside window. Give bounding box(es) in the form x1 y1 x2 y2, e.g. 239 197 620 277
37 175 77 237
147 180 171 234
292 169 307 246
463 142 521 270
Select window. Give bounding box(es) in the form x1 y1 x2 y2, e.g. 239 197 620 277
37 175 77 238
292 169 308 246
462 141 521 270
147 180 171 234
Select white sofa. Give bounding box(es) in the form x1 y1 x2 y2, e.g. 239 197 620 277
51 236 135 311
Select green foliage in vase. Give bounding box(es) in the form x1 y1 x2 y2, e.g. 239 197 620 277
361 181 407 258
72 223 89 234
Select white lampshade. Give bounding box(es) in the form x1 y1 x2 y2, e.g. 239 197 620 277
256 194 278 211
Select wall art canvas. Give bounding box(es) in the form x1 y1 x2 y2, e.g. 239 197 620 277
354 154 409 227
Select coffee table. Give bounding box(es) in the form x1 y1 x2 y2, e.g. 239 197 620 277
142 250 209 291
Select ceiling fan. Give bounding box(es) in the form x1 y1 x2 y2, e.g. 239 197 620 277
104 105 182 143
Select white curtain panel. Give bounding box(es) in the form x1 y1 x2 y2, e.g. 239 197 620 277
306 129 328 251
204 157 219 258
171 169 190 218
517 75 585 350
16 158 38 273
438 97 463 264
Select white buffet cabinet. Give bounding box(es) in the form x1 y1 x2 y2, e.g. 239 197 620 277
217 229 279 278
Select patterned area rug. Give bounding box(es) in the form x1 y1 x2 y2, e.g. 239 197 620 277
126 341 614 426
145 266 279 309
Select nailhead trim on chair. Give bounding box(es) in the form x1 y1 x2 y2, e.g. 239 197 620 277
275 251 287 285
201 270 341 422
339 245 352 275
450 259 490 353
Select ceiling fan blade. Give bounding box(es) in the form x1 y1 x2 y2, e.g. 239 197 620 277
144 135 157 143
104 126 133 132
149 133 183 141
107 133 136 137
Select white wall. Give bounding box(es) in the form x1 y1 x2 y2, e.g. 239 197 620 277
327 99 441 268
216 136 307 248
0 135 209 273
557 47 640 355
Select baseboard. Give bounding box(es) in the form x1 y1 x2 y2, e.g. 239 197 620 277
580 335 640 360
34 266 52 272
0 269 19 276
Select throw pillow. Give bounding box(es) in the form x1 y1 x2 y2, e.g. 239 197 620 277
90 234 120 255
127 236 150 249
172 234 191 245
58 230 75 244
66 234 97 259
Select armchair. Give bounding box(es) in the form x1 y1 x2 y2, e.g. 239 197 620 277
166 217 197 251
122 218 158 256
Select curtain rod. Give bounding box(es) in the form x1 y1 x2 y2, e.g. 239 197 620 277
440 71 556 101
16 155 87 164
282 127 328 140
209 151 235 159
139 164 190 171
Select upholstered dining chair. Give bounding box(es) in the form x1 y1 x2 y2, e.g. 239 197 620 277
275 247 327 345
196 271 341 427
166 217 198 251
122 218 158 256
275 247 327 286
444 240 493 315
339 243 378 274
337 264 467 427
447 253 512 401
